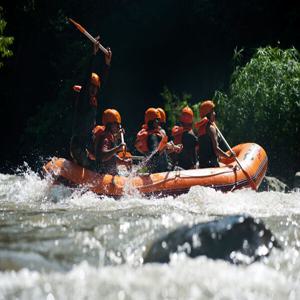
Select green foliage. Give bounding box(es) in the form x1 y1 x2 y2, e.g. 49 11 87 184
214 46 300 177
160 86 193 128
0 7 14 68
161 86 206 129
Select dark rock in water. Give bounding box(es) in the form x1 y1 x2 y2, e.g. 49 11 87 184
259 176 289 192
143 215 281 264
294 172 300 189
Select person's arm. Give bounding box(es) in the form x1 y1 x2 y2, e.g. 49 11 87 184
208 125 231 159
81 41 111 89
99 47 112 86
166 141 183 154
101 142 125 162
94 46 112 117
97 137 131 167
96 137 125 162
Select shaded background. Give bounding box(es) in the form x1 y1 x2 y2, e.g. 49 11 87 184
0 0 299 176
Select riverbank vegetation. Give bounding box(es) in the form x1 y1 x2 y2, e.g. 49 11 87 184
0 7 13 68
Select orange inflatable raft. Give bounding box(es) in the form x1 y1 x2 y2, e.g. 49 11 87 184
43 143 268 197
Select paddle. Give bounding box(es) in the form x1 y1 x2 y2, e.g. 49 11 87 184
119 126 127 157
117 151 144 161
117 128 144 164
68 18 109 56
214 124 257 190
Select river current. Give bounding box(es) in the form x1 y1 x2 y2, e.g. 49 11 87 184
0 166 300 300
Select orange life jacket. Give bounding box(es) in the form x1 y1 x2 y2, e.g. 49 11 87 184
135 126 168 154
171 125 192 144
195 118 209 136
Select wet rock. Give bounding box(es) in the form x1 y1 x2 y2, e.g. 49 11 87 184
143 215 281 264
294 172 300 189
259 176 289 192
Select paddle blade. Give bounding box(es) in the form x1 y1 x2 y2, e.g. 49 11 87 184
117 151 132 159
69 18 85 33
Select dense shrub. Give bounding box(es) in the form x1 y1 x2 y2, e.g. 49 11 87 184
214 47 300 179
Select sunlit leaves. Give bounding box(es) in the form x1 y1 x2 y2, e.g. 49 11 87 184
0 7 14 68
161 86 192 128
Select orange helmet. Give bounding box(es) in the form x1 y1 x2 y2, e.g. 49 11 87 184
179 106 194 123
157 107 166 123
90 72 101 87
145 108 160 124
102 109 121 125
200 100 215 118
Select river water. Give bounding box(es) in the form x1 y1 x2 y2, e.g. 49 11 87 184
0 166 300 300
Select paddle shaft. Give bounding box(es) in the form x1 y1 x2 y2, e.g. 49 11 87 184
82 30 109 56
69 18 109 56
131 155 144 161
214 125 257 190
119 126 127 157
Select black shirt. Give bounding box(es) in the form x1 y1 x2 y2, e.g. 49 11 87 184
177 130 197 169
146 133 170 173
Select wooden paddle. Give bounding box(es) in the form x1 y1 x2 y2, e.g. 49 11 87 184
214 124 257 190
68 18 109 56
117 151 143 161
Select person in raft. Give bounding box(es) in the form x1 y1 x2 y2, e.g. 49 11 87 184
171 106 198 169
70 37 112 170
93 109 132 175
195 100 232 168
135 108 182 173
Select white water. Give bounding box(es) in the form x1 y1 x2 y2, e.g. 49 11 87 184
0 168 300 300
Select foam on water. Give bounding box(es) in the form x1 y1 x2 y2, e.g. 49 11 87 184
0 257 299 300
1 168 299 217
0 169 300 299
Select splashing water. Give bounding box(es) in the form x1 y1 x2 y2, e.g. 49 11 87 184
0 165 300 300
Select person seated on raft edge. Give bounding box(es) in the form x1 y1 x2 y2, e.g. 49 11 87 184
135 107 182 173
171 106 198 170
70 37 112 170
195 100 233 168
93 109 132 175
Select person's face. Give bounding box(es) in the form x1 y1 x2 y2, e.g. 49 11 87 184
89 84 99 97
153 118 160 129
111 122 120 134
208 110 216 122
212 110 216 122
